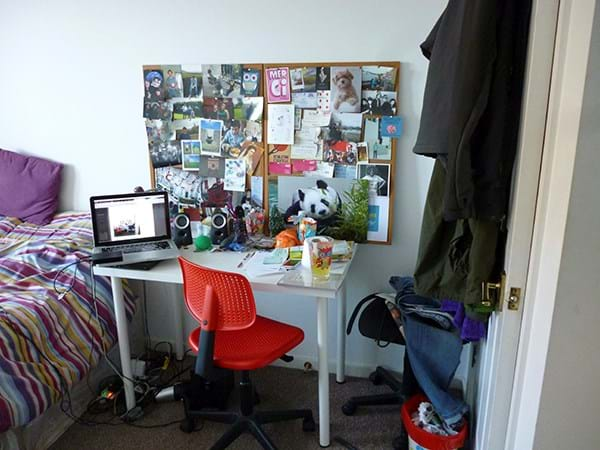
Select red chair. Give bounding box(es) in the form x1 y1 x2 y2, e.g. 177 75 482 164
178 257 315 450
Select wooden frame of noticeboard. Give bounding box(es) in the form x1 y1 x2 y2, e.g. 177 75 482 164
262 61 400 245
145 61 399 245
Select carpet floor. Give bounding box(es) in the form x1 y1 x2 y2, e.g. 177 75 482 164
50 366 404 450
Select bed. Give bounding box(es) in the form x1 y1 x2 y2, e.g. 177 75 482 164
0 212 136 448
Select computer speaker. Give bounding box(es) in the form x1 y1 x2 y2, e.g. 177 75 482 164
172 213 193 248
209 210 229 245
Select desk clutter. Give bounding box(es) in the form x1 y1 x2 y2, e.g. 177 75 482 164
142 62 401 245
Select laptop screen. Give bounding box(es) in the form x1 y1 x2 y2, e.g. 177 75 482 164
90 192 170 246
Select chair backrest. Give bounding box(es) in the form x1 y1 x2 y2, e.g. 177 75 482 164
178 256 256 331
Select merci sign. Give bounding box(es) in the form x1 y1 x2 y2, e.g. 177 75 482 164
266 67 291 103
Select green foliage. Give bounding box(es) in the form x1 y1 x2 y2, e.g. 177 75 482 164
269 204 286 237
325 180 369 243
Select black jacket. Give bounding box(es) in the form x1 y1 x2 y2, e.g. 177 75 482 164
413 0 532 222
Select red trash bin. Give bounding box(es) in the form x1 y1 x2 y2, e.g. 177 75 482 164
401 394 467 450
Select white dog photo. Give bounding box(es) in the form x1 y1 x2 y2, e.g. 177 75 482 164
330 66 362 113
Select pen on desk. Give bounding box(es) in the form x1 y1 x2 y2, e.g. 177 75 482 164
237 251 255 268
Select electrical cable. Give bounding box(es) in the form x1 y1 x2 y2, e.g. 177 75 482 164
3 257 188 430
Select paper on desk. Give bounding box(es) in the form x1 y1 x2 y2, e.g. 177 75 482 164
244 251 285 277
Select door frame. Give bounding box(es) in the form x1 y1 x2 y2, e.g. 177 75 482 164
505 0 597 448
474 0 560 448
476 0 598 449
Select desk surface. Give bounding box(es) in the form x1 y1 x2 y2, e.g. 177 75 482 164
93 247 356 299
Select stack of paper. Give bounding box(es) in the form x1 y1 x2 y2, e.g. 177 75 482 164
244 251 285 278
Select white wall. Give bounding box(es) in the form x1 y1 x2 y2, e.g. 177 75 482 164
0 0 443 375
533 3 600 448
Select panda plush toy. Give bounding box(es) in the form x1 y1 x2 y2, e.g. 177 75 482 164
284 179 342 230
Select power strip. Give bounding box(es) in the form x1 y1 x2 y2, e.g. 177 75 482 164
130 358 147 379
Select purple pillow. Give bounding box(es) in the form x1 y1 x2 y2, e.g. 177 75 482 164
0 149 62 225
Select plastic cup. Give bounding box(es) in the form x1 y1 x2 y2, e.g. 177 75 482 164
309 236 334 279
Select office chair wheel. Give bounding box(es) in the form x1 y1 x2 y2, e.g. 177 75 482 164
180 417 196 433
302 416 316 432
369 370 383 386
341 401 357 416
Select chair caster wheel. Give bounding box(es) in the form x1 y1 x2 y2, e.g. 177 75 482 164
341 401 356 416
180 417 196 433
369 370 383 386
302 416 316 432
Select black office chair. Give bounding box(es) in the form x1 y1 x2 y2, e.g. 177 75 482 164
342 294 419 450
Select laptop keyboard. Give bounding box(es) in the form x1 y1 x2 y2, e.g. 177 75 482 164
102 241 171 254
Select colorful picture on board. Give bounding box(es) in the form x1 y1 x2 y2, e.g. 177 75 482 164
202 64 242 98
323 141 358 165
163 65 184 99
358 163 390 197
316 66 330 91
265 67 291 103
172 101 203 120
242 67 261 96
181 64 202 98
361 90 397 115
181 140 202 170
143 101 172 120
149 140 181 168
203 97 233 124
200 119 223 156
282 178 343 230
232 97 264 121
172 119 200 140
363 116 391 160
361 66 397 91
330 66 361 113
143 67 165 102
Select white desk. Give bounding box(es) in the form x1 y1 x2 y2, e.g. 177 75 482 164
94 247 354 447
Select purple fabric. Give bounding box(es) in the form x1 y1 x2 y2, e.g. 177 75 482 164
0 149 62 225
441 300 487 342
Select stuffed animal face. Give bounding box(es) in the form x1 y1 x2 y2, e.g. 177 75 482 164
334 70 353 90
297 180 340 220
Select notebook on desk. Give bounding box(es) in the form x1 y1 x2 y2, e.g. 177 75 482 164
89 191 179 266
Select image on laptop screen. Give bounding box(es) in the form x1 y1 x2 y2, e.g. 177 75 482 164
91 193 169 245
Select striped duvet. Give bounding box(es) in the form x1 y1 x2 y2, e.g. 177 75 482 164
0 212 136 432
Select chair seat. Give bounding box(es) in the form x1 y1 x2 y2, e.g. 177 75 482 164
188 315 304 371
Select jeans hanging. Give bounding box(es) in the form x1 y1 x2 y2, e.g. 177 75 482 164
389 276 468 427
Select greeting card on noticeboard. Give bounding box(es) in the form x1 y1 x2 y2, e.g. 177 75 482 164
267 104 295 145
266 67 291 103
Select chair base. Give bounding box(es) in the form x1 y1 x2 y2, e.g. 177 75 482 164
342 366 404 415
342 366 411 450
182 371 315 450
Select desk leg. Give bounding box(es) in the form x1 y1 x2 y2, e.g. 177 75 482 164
170 284 185 361
111 277 135 411
336 283 347 384
316 297 330 447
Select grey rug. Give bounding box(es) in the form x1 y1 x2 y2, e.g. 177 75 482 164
50 366 404 450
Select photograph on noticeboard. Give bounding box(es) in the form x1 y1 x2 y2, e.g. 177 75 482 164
330 66 361 113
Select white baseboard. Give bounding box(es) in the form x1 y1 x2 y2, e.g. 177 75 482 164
147 337 397 380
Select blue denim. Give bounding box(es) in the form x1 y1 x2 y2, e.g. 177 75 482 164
389 276 468 426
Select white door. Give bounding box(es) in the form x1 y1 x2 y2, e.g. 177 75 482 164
474 1 561 449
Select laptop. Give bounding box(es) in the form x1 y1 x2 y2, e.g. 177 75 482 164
89 191 179 266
